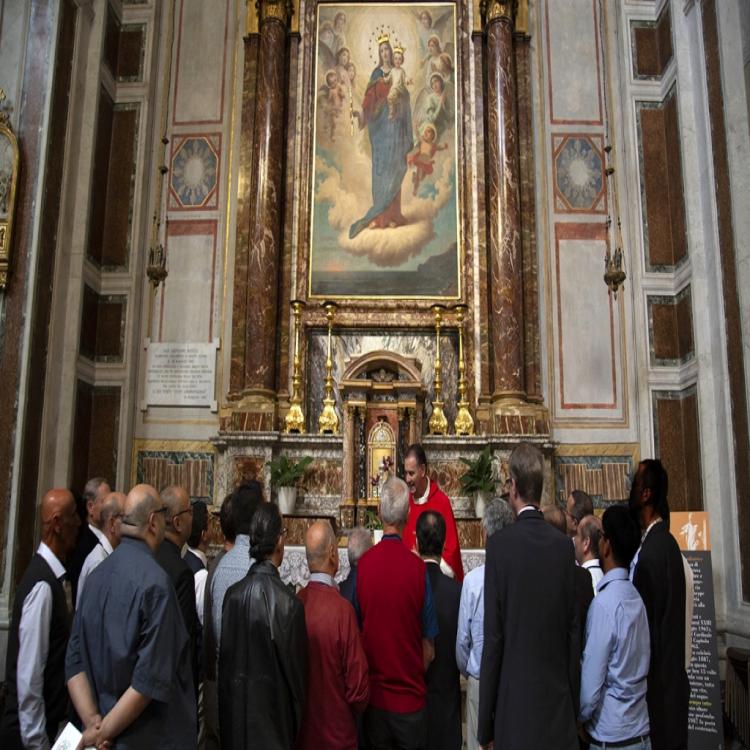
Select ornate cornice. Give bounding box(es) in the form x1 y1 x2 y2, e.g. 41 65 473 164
254 0 293 27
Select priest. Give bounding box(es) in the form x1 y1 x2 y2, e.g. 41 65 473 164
402 443 464 581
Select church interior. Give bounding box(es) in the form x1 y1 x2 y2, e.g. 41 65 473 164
1 0 750 739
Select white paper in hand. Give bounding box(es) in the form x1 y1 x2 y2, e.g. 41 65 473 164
52 722 95 750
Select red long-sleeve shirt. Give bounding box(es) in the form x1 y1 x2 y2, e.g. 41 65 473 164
296 581 369 750
403 481 465 582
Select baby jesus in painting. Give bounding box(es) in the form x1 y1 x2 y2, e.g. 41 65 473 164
318 69 346 142
386 47 411 120
408 123 447 195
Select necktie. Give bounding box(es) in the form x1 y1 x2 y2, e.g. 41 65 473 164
60 574 74 614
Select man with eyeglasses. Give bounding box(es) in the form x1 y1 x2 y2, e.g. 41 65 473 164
66 484 196 748
76 491 126 608
219 502 307 750
155 486 200 707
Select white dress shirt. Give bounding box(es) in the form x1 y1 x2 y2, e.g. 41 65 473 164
17 542 67 750
76 525 113 608
188 547 209 627
581 558 604 595
456 563 485 680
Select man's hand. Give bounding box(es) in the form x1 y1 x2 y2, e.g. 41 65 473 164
77 717 111 750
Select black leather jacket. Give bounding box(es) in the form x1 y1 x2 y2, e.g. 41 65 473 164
218 559 307 750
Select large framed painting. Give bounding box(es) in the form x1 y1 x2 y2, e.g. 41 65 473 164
308 3 461 300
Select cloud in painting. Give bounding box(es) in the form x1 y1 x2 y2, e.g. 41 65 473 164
314 122 455 268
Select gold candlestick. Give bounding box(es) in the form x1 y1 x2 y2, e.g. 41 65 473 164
318 301 340 434
284 299 306 433
429 304 449 435
452 304 475 435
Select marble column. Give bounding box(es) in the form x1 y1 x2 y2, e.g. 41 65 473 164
243 0 290 398
485 0 525 403
342 403 355 502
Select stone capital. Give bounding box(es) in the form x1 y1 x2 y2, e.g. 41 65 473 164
254 0 293 27
482 0 516 28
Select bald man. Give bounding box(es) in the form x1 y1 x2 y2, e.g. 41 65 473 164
0 489 80 750
76 492 125 607
66 484 196 749
574 515 604 595
155 486 199 701
297 521 369 750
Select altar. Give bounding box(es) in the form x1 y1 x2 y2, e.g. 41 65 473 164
280 546 487 589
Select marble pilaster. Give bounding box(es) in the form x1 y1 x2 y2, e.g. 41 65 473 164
485 1 525 404
242 0 290 401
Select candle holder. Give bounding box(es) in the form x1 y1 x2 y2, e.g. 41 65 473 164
284 299 306 433
428 304 449 435
318 301 340 434
452 304 475 435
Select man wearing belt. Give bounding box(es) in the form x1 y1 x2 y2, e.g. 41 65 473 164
579 505 650 750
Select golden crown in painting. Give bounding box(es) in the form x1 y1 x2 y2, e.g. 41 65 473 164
376 31 390 45
393 44 404 55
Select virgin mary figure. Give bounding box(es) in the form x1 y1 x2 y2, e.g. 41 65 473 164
349 38 414 239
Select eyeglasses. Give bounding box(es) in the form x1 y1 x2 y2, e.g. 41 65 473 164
172 507 193 520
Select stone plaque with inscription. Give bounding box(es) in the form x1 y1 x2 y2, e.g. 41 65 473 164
143 340 219 410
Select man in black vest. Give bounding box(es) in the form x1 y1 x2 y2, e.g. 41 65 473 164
629 459 689 750
416 510 462 750
0 488 80 749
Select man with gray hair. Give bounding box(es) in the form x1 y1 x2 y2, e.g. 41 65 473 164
339 526 373 609
76 491 125 607
297 521 369 749
356 478 438 750
478 443 580 750
68 476 111 602
66 484 196 748
456 498 514 750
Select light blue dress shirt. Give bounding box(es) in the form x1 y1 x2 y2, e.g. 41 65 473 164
211 534 254 645
580 567 650 742
455 563 484 679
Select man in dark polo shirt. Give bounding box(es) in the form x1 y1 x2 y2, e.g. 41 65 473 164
356 477 439 750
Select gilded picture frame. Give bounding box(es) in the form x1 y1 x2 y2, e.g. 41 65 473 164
0 111 20 289
307 2 462 300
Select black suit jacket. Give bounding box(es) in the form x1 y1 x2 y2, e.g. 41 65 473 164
633 521 689 750
184 548 206 575
425 561 462 750
339 565 357 609
156 538 199 696
478 508 580 750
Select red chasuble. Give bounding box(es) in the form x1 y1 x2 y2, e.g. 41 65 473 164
403 481 464 582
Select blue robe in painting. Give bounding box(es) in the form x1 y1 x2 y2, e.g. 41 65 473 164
349 67 414 239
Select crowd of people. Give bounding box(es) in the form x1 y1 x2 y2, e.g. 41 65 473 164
0 442 691 750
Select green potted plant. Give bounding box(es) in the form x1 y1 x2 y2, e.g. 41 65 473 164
459 446 496 518
269 455 313 515
362 508 384 543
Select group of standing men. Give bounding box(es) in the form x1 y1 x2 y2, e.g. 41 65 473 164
0 441 691 750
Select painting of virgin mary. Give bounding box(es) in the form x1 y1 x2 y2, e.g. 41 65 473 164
309 4 460 300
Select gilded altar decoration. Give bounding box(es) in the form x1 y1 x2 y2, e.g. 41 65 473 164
309 4 461 299
0 90 20 289
285 300 307 433
429 304 449 435
452 304 475 435
318 301 340 434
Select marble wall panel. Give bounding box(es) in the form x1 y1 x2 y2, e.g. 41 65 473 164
553 446 638 507
545 0 602 125
233 456 266 486
552 223 623 419
637 87 687 270
79 285 127 361
160 220 218 342
136 450 215 500
172 0 229 125
117 25 146 82
306 330 459 433
631 5 673 79
86 95 140 269
648 286 694 366
72 382 121 495
652 388 703 511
